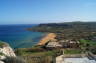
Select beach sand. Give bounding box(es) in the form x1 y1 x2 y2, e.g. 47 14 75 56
37 33 56 46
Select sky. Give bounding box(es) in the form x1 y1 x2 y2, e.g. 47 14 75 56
0 0 96 24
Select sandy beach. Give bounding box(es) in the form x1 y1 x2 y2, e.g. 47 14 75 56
37 33 56 46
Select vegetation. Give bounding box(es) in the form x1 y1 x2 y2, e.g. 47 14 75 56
28 22 96 40
79 39 96 54
15 47 46 56
3 57 26 63
64 49 82 54
0 52 4 56
15 47 60 56
15 47 61 63
0 41 8 48
27 22 96 53
17 22 96 62
79 39 96 47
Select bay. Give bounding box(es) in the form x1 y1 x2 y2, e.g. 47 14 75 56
0 24 45 49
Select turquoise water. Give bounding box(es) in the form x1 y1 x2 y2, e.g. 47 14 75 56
0 24 45 48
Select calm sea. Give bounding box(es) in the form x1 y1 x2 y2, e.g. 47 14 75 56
0 24 45 49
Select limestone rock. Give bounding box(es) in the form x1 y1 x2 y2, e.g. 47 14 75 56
0 61 4 63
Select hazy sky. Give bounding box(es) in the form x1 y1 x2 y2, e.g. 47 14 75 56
0 0 96 24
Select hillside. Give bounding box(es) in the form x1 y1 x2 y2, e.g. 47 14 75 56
28 22 96 40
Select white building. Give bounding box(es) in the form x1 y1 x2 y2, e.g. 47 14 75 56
56 55 96 63
62 57 96 63
46 42 62 48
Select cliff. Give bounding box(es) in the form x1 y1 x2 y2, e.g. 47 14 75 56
0 42 16 57
0 41 16 63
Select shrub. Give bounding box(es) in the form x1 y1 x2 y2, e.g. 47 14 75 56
3 57 26 63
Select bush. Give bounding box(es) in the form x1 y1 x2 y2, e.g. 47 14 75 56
15 47 46 56
3 57 26 63
64 49 82 54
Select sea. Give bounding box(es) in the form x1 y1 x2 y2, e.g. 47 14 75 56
0 24 45 49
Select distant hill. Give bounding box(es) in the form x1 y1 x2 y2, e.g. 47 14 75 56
28 22 96 40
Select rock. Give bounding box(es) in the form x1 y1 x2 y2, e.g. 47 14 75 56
0 42 17 63
0 55 6 60
0 61 4 63
0 42 16 57
0 46 16 57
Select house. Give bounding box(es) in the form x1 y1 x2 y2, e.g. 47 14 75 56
59 40 80 48
69 40 80 48
59 40 70 48
46 42 62 49
91 37 96 42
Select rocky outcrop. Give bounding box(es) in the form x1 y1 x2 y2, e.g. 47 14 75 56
0 61 4 63
0 42 16 63
0 42 16 57
0 46 16 57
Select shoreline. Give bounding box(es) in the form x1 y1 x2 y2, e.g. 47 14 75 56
37 33 57 46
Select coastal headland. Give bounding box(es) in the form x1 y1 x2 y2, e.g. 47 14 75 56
37 33 57 46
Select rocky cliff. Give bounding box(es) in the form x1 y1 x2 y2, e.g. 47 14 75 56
0 43 16 57
0 41 16 63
